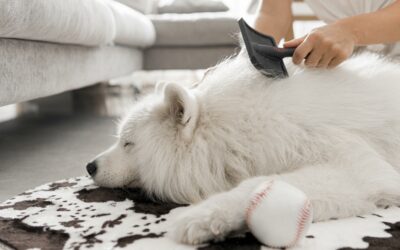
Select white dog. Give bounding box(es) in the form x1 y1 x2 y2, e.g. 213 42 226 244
87 50 400 244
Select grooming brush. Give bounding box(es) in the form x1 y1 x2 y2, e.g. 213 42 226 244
238 18 295 78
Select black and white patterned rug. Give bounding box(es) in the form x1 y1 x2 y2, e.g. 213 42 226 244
0 176 399 250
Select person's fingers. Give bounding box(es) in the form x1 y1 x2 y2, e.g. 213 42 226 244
292 38 313 65
317 53 335 68
316 46 337 68
304 47 325 68
284 36 305 48
327 55 346 68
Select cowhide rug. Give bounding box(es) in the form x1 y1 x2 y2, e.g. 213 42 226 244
0 177 399 250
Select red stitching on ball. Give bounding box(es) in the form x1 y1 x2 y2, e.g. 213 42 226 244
288 199 312 247
245 180 275 226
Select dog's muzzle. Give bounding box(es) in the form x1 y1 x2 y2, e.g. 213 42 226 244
86 161 97 177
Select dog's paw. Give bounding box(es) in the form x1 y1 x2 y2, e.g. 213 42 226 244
168 207 233 245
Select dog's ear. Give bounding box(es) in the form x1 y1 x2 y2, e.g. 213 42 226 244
163 83 199 141
155 81 167 94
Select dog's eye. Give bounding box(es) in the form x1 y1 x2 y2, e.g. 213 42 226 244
123 142 134 148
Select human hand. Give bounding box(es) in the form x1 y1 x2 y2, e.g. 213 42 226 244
284 23 357 68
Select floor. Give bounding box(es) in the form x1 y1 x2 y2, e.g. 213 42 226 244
0 114 116 202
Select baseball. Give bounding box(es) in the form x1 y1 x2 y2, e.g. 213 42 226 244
246 180 313 248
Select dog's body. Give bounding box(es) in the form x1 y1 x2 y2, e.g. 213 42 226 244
90 51 400 244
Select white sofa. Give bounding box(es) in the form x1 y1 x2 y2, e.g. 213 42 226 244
145 12 239 70
0 0 155 106
0 0 241 108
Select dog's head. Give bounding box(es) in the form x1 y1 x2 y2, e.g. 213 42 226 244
86 51 270 203
87 82 206 203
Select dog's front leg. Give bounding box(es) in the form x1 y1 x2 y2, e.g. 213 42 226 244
168 176 270 245
168 166 360 245
169 160 400 245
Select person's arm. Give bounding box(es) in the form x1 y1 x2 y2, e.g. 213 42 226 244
253 0 293 44
284 0 400 68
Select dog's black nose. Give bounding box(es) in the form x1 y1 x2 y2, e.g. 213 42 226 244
86 161 97 177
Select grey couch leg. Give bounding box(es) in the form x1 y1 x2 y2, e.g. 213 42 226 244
21 83 109 115
20 82 138 116
19 91 74 115
73 82 138 116
72 83 109 115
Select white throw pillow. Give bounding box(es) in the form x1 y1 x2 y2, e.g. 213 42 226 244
113 0 158 14
158 0 229 13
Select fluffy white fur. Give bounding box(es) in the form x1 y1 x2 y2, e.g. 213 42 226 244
91 50 400 245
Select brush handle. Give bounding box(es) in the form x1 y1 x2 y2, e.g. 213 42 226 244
254 44 296 59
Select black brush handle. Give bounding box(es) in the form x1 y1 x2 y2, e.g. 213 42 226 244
253 44 296 59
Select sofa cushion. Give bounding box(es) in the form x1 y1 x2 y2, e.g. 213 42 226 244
157 0 229 14
114 0 157 14
0 0 155 48
150 12 239 46
0 0 115 46
144 46 237 70
107 0 156 47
